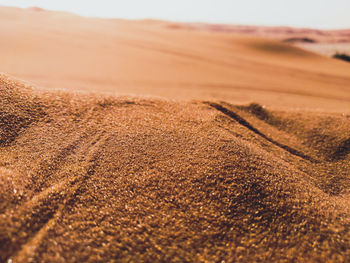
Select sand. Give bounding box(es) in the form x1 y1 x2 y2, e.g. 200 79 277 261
171 23 350 57
0 6 350 112
0 6 349 263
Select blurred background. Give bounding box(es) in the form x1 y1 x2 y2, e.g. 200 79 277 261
0 0 349 29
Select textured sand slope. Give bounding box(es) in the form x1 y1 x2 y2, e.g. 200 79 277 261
0 75 349 262
0 6 349 112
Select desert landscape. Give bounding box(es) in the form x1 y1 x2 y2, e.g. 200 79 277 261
0 6 350 262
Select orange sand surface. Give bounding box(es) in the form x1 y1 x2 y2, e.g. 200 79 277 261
0 6 349 263
0 6 349 112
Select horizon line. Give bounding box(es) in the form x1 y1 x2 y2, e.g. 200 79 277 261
1 4 350 31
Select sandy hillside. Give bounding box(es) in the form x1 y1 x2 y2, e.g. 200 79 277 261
0 6 350 263
0 6 350 112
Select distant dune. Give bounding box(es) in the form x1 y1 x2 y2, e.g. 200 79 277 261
168 23 350 57
169 23 350 43
0 6 349 263
0 6 349 112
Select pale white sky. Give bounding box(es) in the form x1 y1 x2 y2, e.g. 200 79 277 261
1 0 349 29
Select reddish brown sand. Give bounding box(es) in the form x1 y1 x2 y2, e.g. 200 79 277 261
0 6 350 263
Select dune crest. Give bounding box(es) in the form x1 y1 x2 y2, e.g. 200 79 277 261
0 75 349 262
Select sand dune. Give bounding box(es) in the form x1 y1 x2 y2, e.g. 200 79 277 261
0 6 350 112
0 74 349 262
169 23 350 57
0 6 350 263
169 23 350 43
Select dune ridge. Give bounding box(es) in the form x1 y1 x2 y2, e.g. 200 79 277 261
165 22 350 56
167 23 350 43
0 74 349 262
0 6 350 112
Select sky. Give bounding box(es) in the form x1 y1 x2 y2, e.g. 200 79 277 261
0 0 349 29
